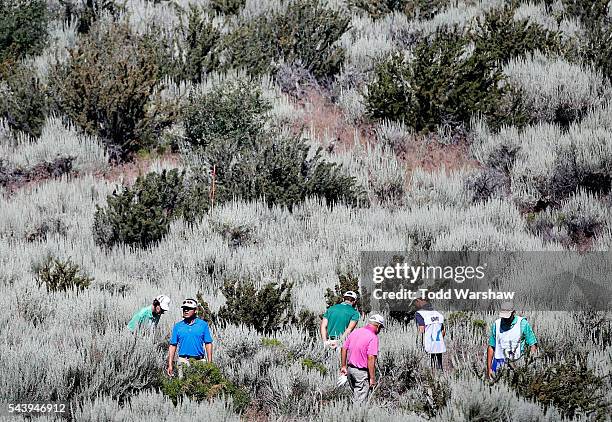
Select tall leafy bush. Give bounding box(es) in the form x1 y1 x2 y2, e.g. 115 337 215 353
217 279 294 334
49 22 163 162
0 63 48 138
223 0 349 79
93 169 189 248
0 0 48 62
365 29 509 132
185 80 365 209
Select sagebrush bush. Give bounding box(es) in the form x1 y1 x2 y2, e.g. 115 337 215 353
275 61 318 98
503 53 609 126
49 21 163 162
161 362 250 412
217 279 294 334
0 0 48 62
464 168 510 203
223 0 349 79
34 256 92 292
93 169 189 249
556 190 608 243
365 29 510 132
0 62 48 138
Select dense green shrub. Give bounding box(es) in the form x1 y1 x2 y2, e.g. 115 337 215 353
59 0 122 34
293 308 319 337
365 30 510 132
185 80 366 209
161 361 250 412
93 169 188 249
196 292 217 325
583 23 612 82
349 0 449 20
324 271 371 314
49 22 163 162
155 5 221 83
0 0 48 62
471 5 563 65
185 80 270 150
34 256 92 292
504 355 610 419
348 0 408 19
222 0 349 78
211 0 245 15
217 279 294 334
561 0 610 27
0 63 48 138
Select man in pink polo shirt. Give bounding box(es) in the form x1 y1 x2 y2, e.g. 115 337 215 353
340 314 384 403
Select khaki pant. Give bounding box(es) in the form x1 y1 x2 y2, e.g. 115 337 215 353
347 366 370 403
177 356 204 379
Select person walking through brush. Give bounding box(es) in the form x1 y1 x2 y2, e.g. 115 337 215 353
340 314 384 403
487 301 538 378
320 291 360 349
167 298 213 378
415 297 446 370
127 295 171 334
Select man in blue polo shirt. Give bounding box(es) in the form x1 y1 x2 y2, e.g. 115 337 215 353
166 298 213 378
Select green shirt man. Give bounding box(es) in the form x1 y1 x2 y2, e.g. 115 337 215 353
320 291 360 348
127 295 170 334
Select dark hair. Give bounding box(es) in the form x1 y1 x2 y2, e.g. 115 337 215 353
153 299 160 307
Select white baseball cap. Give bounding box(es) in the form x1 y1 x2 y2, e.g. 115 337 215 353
368 314 385 327
499 301 514 319
343 291 358 300
155 295 171 311
181 298 198 309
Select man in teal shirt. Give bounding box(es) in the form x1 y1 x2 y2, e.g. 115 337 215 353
487 301 537 378
320 291 360 349
128 295 171 334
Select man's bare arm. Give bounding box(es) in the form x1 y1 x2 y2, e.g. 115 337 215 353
486 346 495 378
367 355 377 385
167 345 177 376
320 318 328 342
205 343 213 363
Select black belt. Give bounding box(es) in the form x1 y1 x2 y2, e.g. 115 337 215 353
348 363 367 370
179 355 204 359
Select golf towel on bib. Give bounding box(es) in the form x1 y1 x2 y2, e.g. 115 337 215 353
416 310 446 354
